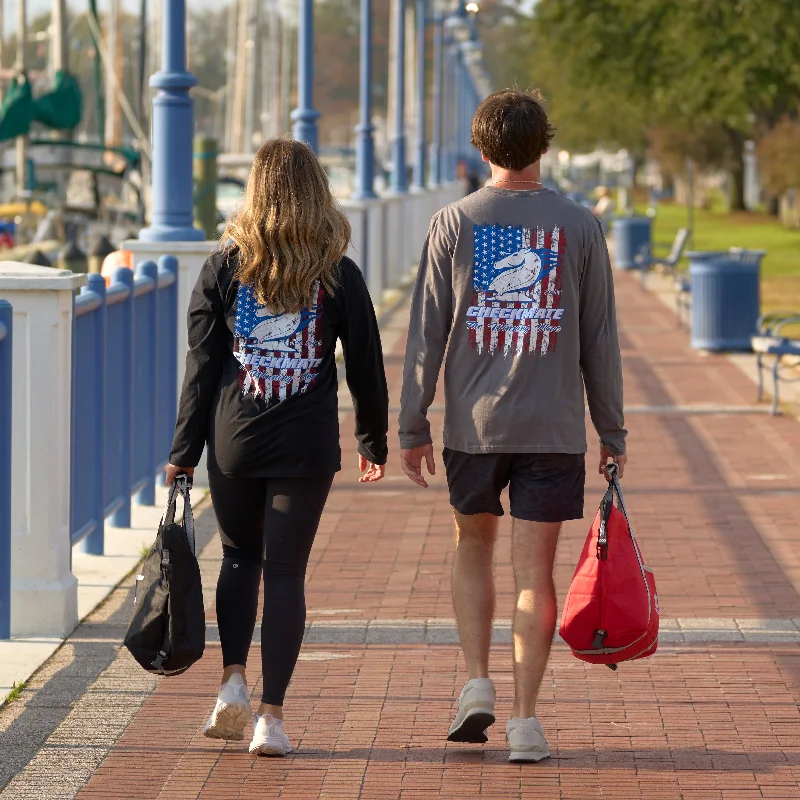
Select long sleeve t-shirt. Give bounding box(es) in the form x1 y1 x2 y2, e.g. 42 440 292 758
398 186 626 456
170 248 389 477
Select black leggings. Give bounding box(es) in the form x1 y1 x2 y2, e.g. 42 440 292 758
208 472 334 705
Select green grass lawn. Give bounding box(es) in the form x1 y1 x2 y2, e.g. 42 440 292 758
645 201 800 314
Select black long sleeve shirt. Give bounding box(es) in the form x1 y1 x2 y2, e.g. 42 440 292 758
170 248 389 477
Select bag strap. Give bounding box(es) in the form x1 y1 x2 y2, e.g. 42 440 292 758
603 462 648 579
160 475 196 555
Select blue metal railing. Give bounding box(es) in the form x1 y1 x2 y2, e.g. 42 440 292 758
0 300 12 639
71 256 178 554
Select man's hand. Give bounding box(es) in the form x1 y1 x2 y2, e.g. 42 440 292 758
164 464 195 485
358 455 385 483
400 444 435 488
599 447 627 480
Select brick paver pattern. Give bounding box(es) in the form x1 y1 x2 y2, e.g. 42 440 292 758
76 272 800 799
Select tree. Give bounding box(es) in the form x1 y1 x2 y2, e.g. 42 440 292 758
529 0 800 210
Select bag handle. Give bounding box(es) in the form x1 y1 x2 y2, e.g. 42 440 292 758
602 462 647 579
161 474 196 555
603 462 630 521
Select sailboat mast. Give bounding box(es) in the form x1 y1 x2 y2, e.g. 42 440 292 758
51 0 66 74
15 0 27 195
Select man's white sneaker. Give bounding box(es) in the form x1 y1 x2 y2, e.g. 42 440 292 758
202 673 252 741
506 717 551 763
248 714 293 756
447 678 496 743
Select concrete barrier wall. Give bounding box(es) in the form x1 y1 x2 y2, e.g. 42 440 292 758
340 182 464 304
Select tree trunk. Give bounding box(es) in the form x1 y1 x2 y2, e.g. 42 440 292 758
724 126 746 211
766 194 779 217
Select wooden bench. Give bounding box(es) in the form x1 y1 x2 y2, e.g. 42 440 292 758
751 311 800 415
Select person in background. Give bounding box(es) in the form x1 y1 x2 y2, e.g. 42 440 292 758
398 89 627 763
165 138 389 757
592 185 615 231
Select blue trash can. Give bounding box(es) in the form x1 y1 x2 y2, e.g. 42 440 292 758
689 249 765 351
612 216 652 269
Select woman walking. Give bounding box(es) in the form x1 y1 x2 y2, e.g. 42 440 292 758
165 139 388 756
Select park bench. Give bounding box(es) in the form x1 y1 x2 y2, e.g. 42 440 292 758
751 311 800 415
635 227 691 324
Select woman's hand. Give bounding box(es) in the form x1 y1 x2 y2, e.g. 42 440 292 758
164 464 195 485
358 455 385 483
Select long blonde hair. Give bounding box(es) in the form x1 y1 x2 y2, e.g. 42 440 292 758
223 138 351 313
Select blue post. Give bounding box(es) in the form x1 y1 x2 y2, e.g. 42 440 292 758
109 268 134 528
446 44 457 180
0 301 12 639
390 0 407 193
155 256 178 482
429 12 443 187
292 0 320 152
134 261 159 506
139 0 203 242
353 0 377 200
74 274 107 555
412 0 427 190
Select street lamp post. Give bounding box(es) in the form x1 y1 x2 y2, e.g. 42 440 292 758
292 0 320 152
390 0 407 193
139 0 203 242
353 0 377 199
429 11 443 187
412 0 427 190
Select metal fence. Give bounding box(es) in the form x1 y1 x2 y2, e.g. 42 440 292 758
71 256 178 554
0 300 11 639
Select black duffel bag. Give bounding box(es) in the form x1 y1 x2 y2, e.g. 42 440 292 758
124 474 205 675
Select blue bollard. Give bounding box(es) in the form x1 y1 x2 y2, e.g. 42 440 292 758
390 0 408 193
353 0 377 200
107 268 134 528
429 12 443 187
612 216 652 269
72 274 107 555
134 261 159 506
292 0 320 152
139 0 203 242
412 0 427 191
689 250 764 351
156 256 179 478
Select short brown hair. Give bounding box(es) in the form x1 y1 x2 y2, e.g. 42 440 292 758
471 89 555 171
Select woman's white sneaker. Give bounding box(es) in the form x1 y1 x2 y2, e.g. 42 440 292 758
506 717 551 763
249 714 293 756
447 678 496 743
202 673 252 741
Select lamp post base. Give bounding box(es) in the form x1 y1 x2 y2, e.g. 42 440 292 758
139 223 205 243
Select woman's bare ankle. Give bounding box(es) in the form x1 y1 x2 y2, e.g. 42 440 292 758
257 703 283 720
221 665 246 686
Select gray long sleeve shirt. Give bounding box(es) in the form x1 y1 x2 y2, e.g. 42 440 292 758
398 186 627 456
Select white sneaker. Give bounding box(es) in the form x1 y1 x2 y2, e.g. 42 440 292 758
249 714 293 756
202 674 252 741
506 717 551 763
447 678 496 743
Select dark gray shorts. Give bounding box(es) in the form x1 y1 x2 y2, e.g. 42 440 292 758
442 449 586 523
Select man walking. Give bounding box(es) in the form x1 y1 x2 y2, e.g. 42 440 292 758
398 89 627 762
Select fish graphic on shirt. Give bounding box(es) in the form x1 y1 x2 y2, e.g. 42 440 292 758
234 282 324 402
468 224 566 357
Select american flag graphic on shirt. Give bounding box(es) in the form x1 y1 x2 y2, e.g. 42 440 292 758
233 281 324 404
467 224 566 357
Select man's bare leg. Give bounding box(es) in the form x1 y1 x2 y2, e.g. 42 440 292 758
452 511 498 679
510 518 562 719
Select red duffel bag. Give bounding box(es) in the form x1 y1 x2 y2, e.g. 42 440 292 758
559 463 658 669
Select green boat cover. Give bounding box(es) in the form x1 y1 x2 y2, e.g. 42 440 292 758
34 71 83 131
0 75 34 141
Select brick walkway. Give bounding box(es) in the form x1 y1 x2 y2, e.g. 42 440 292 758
3 270 800 799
